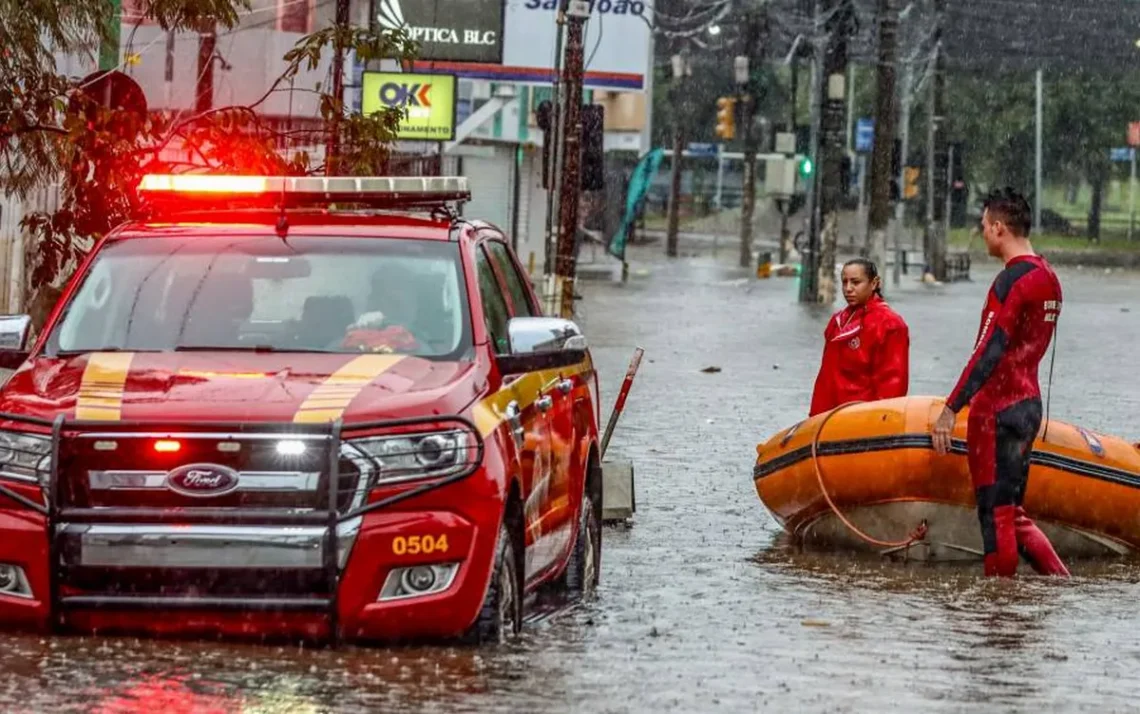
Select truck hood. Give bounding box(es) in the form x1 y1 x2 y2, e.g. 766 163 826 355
0 351 483 425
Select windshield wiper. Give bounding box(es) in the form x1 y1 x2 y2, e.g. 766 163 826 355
55 347 163 356
173 345 337 354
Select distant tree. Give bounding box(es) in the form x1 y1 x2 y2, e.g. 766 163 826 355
947 67 1140 239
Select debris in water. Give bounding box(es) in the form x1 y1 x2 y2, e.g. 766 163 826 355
801 619 831 627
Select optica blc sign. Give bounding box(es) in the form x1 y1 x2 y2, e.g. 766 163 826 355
361 71 457 142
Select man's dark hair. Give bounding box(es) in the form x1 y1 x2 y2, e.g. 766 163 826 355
983 186 1032 237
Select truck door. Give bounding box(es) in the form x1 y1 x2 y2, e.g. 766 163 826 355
482 239 578 576
474 243 557 581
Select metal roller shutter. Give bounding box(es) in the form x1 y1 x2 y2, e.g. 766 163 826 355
459 146 515 235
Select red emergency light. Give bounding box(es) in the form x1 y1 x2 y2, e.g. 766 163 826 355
135 174 471 211
153 439 182 453
138 175 269 194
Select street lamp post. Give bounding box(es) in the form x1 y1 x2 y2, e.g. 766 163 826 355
665 51 691 258
735 54 758 269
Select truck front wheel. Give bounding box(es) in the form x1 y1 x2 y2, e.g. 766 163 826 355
464 522 522 644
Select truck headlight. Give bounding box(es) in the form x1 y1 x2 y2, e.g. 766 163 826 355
345 428 478 486
0 431 51 486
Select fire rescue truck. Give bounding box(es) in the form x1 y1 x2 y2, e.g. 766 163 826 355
0 174 603 644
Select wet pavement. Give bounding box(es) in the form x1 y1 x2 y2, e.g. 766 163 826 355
4 241 1140 712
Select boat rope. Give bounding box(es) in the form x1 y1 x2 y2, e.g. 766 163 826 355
1043 316 1059 441
811 401 928 549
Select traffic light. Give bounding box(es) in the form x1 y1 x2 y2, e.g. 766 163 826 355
903 167 920 200
715 97 736 140
580 104 605 191
535 100 553 189
798 156 814 179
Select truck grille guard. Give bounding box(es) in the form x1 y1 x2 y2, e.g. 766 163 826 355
0 411 486 641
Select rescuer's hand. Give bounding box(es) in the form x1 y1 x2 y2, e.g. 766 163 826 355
932 405 956 455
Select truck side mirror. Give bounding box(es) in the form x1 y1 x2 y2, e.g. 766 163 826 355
0 315 32 370
496 317 588 375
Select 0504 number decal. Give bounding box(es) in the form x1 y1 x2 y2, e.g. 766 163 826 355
392 534 450 556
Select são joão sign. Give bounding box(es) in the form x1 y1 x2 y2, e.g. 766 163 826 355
373 0 504 64
362 72 457 142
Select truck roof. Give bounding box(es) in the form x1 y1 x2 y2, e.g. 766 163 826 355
114 210 458 241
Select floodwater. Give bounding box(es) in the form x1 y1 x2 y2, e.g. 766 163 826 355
4 238 1140 712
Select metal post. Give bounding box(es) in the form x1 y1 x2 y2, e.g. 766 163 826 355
846 63 855 155
1130 148 1136 242
714 144 725 210
924 0 946 279
944 142 954 242
556 5 588 319
813 0 853 305
163 31 175 113
739 93 757 269
665 52 688 259
325 0 351 175
856 153 867 237
665 115 684 257
894 60 913 287
542 6 567 282
866 0 898 274
798 4 824 304
195 24 216 114
739 102 757 268
924 47 935 268
1035 67 1043 233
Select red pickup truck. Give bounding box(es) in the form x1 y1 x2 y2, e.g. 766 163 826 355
0 174 603 644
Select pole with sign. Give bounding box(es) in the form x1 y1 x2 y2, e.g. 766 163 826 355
1131 149 1136 242
1129 123 1140 242
361 72 458 141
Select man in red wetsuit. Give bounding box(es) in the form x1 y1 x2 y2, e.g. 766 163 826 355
932 187 1069 578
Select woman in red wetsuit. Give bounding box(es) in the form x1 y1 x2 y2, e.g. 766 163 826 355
809 258 910 416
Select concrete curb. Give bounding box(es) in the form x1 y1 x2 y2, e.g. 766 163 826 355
959 246 1140 270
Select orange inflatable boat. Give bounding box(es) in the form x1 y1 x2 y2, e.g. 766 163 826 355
753 396 1140 561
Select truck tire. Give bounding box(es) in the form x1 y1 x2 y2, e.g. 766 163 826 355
562 490 601 595
464 522 521 644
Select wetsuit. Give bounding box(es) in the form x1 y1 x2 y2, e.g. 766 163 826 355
944 254 1069 577
810 294 909 417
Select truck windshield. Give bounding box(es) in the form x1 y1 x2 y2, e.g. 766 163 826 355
44 234 473 359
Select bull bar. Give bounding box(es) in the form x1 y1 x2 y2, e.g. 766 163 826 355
0 410 486 642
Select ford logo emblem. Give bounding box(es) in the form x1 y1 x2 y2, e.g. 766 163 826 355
165 463 240 498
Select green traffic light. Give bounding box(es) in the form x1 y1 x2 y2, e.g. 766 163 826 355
798 157 814 177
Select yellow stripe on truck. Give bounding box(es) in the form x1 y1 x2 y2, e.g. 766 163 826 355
471 357 594 438
76 352 135 421
293 354 406 424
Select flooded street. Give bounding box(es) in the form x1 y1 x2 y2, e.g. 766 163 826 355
4 242 1140 713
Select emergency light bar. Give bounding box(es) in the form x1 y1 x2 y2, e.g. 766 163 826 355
136 174 471 210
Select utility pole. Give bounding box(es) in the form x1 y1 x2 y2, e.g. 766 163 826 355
195 23 216 114
326 0 351 175
554 1 589 318
865 0 898 272
798 3 824 304
737 13 760 269
665 51 690 258
813 0 854 305
1034 67 1043 232
894 58 913 286
925 0 947 280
